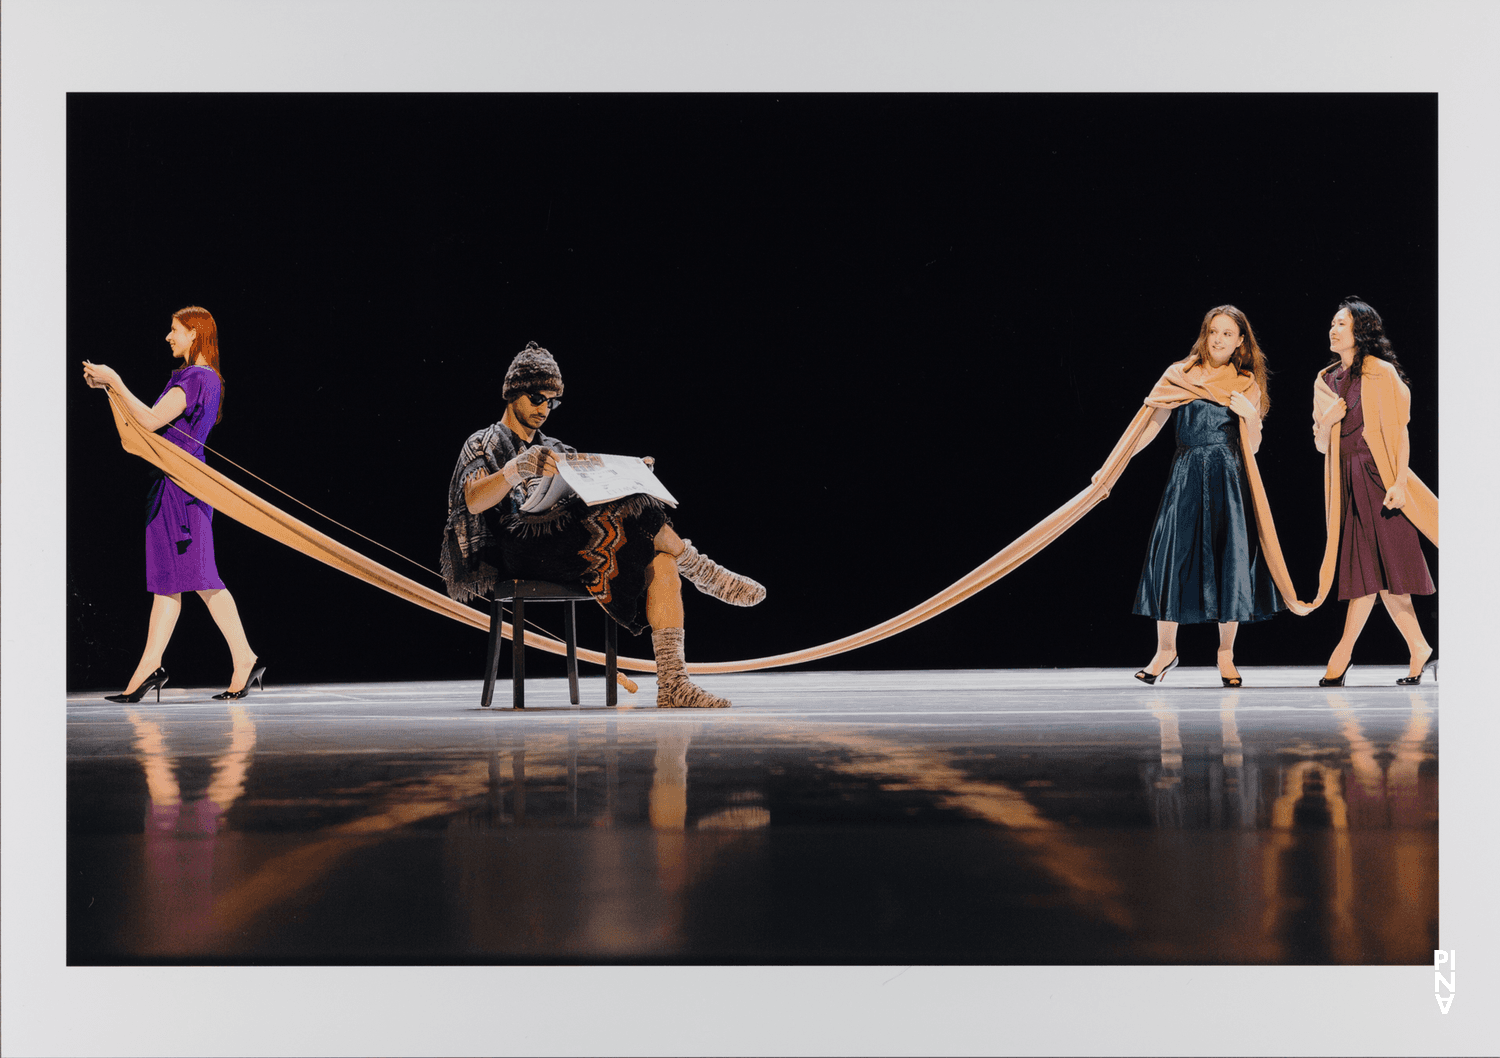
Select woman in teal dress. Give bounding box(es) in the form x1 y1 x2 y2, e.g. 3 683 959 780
1131 305 1284 686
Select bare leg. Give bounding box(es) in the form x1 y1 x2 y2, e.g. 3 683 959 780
1216 621 1240 679
1144 620 1178 676
1324 593 1378 679
123 593 182 694
198 588 258 692
1378 591 1433 677
652 523 686 558
643 552 685 630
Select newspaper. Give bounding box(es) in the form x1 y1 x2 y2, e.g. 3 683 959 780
518 452 679 513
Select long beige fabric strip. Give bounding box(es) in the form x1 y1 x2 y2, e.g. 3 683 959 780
1306 367 1438 614
1230 412 1322 617
1308 392 1345 612
1313 368 1438 546
108 392 544 649
106 388 1319 676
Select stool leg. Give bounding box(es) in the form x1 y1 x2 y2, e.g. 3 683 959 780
482 595 505 708
565 601 580 705
512 596 526 710
605 615 618 707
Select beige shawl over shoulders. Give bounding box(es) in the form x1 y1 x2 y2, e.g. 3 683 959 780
1140 360 1320 615
1309 357 1438 603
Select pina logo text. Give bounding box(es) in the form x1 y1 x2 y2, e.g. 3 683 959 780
1434 949 1456 1014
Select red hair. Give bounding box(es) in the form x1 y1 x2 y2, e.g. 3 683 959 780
173 305 225 423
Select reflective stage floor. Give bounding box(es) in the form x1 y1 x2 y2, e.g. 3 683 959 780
66 667 1437 965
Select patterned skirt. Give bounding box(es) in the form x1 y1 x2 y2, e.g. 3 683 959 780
493 494 672 635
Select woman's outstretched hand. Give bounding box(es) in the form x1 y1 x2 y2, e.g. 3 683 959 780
82 361 121 390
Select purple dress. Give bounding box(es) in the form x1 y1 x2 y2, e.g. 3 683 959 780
144 366 226 595
1324 365 1434 600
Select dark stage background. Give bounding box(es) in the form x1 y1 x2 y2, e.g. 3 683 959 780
66 94 1438 690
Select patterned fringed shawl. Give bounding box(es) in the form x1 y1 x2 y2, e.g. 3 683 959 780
439 421 576 602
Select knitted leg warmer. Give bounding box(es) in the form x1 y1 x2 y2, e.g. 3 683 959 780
675 539 766 607
652 627 731 708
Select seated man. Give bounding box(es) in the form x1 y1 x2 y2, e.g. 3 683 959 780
441 342 764 708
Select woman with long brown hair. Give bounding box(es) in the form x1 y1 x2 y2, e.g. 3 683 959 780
1129 304 1284 686
82 306 264 701
1312 297 1436 686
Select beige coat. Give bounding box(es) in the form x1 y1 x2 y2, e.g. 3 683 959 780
1310 356 1438 606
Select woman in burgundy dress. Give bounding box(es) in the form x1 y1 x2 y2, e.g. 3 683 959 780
82 306 264 701
1312 298 1436 686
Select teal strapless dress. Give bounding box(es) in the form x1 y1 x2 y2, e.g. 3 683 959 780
1132 400 1284 624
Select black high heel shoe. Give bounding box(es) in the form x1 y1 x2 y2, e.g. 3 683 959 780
1134 653 1179 685
213 662 267 701
1217 651 1243 687
1396 657 1437 686
1319 663 1352 688
104 667 168 704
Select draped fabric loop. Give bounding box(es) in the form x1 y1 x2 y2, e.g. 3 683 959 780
105 360 1427 677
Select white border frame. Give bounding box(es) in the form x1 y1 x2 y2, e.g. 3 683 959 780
5 3 1497 1055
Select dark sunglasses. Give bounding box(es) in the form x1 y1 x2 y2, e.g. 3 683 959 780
520 391 562 410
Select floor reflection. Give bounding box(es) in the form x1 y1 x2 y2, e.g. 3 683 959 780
124 704 256 955
1132 689 1436 963
66 673 1437 964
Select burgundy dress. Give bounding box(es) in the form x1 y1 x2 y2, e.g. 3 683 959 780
1324 365 1434 600
144 366 226 595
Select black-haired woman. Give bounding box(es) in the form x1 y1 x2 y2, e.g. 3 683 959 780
1312 298 1437 686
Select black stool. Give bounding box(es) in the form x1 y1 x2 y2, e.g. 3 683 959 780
483 580 619 709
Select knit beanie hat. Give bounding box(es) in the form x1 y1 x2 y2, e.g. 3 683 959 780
501 341 564 401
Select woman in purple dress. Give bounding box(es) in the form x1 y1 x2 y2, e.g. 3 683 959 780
1312 298 1436 686
82 306 264 701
